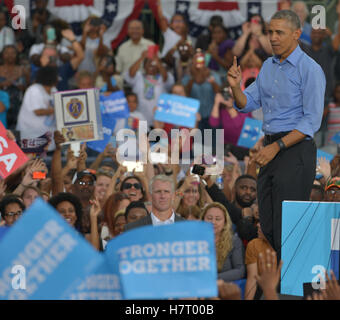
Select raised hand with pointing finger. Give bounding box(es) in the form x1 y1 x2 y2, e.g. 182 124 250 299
227 56 242 88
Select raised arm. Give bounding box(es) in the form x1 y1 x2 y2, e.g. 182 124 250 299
51 131 65 195
227 56 247 109
232 22 252 57
62 29 85 70
77 144 88 172
88 197 101 250
129 50 148 78
96 24 110 57
156 0 169 33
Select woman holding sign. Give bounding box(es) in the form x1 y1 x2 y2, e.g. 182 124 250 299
202 202 245 282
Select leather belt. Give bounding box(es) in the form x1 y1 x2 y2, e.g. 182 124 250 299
264 131 291 146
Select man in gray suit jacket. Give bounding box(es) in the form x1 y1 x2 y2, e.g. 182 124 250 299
125 174 185 231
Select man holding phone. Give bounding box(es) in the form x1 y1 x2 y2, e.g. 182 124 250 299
228 10 325 260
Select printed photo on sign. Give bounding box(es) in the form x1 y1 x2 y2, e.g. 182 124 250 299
62 92 90 125
54 89 103 145
62 124 95 142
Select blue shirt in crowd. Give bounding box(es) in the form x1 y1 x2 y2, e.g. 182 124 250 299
235 45 326 137
182 71 221 119
0 90 10 128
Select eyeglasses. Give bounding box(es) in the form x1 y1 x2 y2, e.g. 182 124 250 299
77 181 95 186
326 189 340 195
5 210 22 217
122 183 142 190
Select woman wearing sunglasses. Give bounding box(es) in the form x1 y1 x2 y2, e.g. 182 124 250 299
119 175 148 202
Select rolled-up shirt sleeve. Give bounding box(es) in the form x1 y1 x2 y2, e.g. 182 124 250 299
233 76 262 114
294 62 326 137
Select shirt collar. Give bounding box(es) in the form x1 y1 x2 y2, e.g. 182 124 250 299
150 211 175 226
272 45 303 67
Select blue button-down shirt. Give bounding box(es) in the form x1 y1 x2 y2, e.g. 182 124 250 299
235 45 326 137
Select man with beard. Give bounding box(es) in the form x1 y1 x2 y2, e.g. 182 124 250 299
233 175 257 209
233 175 258 245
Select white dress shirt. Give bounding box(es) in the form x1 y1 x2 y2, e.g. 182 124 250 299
150 211 175 226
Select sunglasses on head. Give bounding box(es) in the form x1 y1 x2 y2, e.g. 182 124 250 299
122 182 142 190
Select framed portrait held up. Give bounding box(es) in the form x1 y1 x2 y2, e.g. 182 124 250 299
54 88 103 144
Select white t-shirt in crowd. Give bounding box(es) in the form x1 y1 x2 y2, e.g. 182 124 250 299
16 83 57 142
76 36 111 73
124 71 174 126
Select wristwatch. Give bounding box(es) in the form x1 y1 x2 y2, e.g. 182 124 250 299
276 139 286 151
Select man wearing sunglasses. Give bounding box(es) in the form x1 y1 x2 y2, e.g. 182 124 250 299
0 195 25 227
125 175 185 231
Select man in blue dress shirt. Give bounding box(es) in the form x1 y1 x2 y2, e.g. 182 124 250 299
228 10 326 259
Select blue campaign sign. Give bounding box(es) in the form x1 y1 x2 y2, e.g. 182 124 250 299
331 132 340 144
87 114 116 153
64 259 122 300
237 117 264 149
100 91 130 119
0 199 122 300
281 201 340 297
105 221 217 299
154 94 199 128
